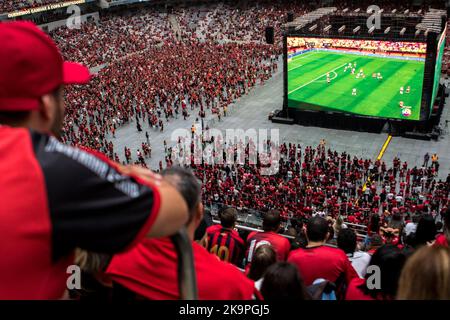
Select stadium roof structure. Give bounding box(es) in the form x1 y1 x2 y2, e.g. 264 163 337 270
416 9 447 34
285 7 338 31
284 7 447 42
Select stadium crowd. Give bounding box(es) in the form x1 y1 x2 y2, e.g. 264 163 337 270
51 10 175 67
0 0 63 14
177 139 449 225
61 40 278 154
1 0 450 302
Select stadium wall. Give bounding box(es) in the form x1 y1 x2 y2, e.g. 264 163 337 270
38 12 99 32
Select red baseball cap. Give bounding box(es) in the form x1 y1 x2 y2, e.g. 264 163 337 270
0 21 91 111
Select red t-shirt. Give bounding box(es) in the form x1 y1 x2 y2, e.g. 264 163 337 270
288 245 358 286
246 231 291 263
345 278 375 300
0 128 159 299
106 237 256 300
434 234 449 247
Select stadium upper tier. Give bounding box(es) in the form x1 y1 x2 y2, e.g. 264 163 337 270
0 0 63 14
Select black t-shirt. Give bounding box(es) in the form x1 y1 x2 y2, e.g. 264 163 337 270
32 131 159 260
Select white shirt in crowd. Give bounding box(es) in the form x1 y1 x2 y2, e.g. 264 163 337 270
348 251 371 278
404 222 417 236
255 278 263 291
287 170 293 179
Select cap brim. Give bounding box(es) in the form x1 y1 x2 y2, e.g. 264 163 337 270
0 97 39 111
63 61 91 85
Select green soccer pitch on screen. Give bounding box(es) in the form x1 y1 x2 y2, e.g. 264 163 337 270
287 37 427 121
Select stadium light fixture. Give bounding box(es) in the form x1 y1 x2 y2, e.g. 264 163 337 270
404 9 409 14
384 27 391 34
342 8 349 13
417 9 422 14
400 27 406 35
309 24 317 31
354 8 360 13
379 9 384 13
353 26 361 33
368 26 376 34
338 25 346 33
324 25 332 32
392 9 397 14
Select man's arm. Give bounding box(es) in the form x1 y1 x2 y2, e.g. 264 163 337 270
116 164 188 238
33 133 188 260
146 179 188 238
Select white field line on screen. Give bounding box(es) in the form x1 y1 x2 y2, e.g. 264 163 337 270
289 51 317 62
315 71 338 82
288 63 347 95
288 52 319 72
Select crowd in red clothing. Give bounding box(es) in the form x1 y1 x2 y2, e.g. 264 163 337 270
61 41 278 157
51 10 175 67
186 142 448 227
0 0 63 14
175 2 308 47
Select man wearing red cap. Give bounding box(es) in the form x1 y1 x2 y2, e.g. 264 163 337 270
0 22 188 299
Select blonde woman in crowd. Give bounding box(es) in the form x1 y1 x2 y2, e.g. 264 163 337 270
397 246 450 300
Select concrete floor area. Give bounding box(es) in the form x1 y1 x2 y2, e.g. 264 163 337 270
109 58 449 180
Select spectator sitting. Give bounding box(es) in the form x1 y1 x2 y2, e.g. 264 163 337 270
245 210 291 264
206 207 245 267
288 216 358 295
106 167 257 300
337 229 371 278
260 262 311 301
397 246 450 300
345 245 407 300
247 245 277 291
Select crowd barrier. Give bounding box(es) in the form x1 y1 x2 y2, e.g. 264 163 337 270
207 203 368 241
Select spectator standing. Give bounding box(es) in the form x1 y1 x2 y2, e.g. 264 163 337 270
207 207 245 267
337 229 371 278
0 22 188 299
106 167 256 300
345 245 407 300
246 210 291 263
288 216 358 291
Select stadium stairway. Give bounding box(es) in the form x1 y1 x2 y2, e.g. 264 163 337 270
168 14 182 41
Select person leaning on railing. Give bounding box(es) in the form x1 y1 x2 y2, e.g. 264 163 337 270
0 21 189 300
